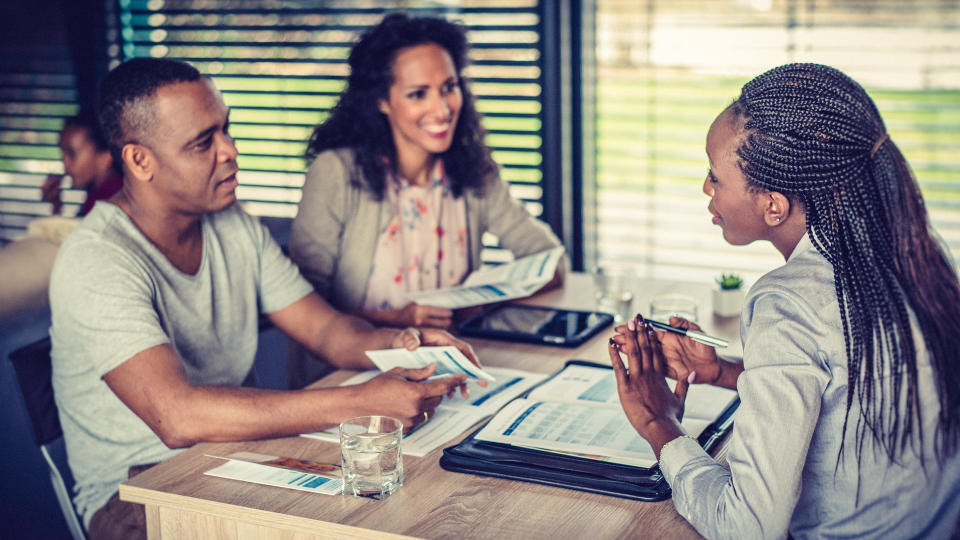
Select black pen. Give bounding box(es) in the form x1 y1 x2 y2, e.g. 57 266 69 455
644 318 729 348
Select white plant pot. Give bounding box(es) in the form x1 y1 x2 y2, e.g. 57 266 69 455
712 288 744 318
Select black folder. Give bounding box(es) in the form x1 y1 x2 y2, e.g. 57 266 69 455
440 360 738 501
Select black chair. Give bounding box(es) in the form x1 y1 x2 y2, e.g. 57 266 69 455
8 337 86 540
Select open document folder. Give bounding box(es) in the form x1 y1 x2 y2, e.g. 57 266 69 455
440 360 739 501
406 246 565 309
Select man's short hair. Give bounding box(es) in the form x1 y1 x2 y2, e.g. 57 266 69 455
97 58 202 164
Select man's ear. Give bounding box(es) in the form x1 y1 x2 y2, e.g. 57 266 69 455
765 192 791 226
121 144 153 183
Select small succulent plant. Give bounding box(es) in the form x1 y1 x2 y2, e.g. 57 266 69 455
716 273 743 290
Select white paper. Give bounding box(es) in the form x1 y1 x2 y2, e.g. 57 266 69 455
301 366 546 457
405 247 565 309
365 346 495 382
204 457 343 495
474 364 737 467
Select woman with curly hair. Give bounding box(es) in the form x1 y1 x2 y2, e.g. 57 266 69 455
289 13 562 336
610 63 960 538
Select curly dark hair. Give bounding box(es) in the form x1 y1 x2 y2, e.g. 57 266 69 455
305 12 496 199
730 63 960 463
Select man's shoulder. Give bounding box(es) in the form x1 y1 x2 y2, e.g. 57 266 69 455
57 204 139 264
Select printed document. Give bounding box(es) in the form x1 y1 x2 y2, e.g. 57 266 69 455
204 452 343 495
302 366 546 457
475 364 738 467
406 246 565 309
366 346 495 382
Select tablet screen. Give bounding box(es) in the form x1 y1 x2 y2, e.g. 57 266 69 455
459 305 612 346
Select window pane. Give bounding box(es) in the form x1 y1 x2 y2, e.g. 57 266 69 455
115 0 546 235
590 0 960 285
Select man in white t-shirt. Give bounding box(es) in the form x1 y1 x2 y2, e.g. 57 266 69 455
49 57 477 540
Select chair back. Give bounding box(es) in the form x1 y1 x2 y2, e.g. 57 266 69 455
9 337 87 540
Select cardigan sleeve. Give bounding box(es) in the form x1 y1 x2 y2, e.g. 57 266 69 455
475 171 563 261
289 150 352 297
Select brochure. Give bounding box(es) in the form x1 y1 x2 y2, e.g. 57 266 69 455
204 452 343 495
301 366 547 457
405 246 565 309
474 363 738 468
365 346 495 382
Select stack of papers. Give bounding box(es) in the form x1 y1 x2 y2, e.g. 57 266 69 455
406 246 564 309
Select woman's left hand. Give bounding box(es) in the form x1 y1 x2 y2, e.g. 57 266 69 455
609 315 688 449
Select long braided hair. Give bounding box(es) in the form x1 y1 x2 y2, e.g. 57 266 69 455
305 13 495 199
731 63 960 462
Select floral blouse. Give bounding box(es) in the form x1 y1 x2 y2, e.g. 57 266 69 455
362 160 468 312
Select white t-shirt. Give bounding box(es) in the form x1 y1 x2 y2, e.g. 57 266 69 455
49 202 312 528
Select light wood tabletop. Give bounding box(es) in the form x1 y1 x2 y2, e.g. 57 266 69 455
120 273 741 539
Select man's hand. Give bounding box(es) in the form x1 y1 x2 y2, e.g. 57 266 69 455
609 316 687 454
358 365 467 433
390 327 485 395
391 327 482 369
41 174 64 215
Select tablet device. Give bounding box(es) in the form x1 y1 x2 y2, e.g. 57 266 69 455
457 304 614 347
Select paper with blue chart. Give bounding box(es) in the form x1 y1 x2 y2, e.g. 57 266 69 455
405 246 565 309
475 364 738 467
301 366 546 457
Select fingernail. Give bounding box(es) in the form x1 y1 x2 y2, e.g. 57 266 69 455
688 371 696 384
627 318 636 331
609 337 618 349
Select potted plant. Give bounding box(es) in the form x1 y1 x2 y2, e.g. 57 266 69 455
712 273 744 317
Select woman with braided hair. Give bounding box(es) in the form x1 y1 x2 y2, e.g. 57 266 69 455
609 63 960 538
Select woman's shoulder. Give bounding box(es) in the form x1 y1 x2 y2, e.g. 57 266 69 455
308 147 358 171
746 242 839 327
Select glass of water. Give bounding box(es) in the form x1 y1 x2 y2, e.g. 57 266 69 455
339 415 403 500
593 264 635 323
649 293 699 324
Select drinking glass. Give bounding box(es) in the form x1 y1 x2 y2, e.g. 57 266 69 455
592 264 635 323
649 293 699 323
339 415 403 499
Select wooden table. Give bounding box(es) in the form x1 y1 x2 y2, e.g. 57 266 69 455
120 274 740 539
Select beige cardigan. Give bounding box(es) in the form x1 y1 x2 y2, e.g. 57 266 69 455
289 148 563 312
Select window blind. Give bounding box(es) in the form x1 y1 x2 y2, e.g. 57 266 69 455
0 5 80 243
114 0 547 257
591 0 960 285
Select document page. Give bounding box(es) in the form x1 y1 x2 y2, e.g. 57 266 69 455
405 247 564 309
301 366 547 457
475 399 713 467
365 346 495 382
473 363 737 467
204 452 343 495
527 364 738 421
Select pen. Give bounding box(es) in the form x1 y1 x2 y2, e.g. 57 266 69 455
644 318 729 348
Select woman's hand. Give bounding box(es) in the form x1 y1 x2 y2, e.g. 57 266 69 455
654 316 722 384
41 174 64 215
373 303 453 329
609 316 687 451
